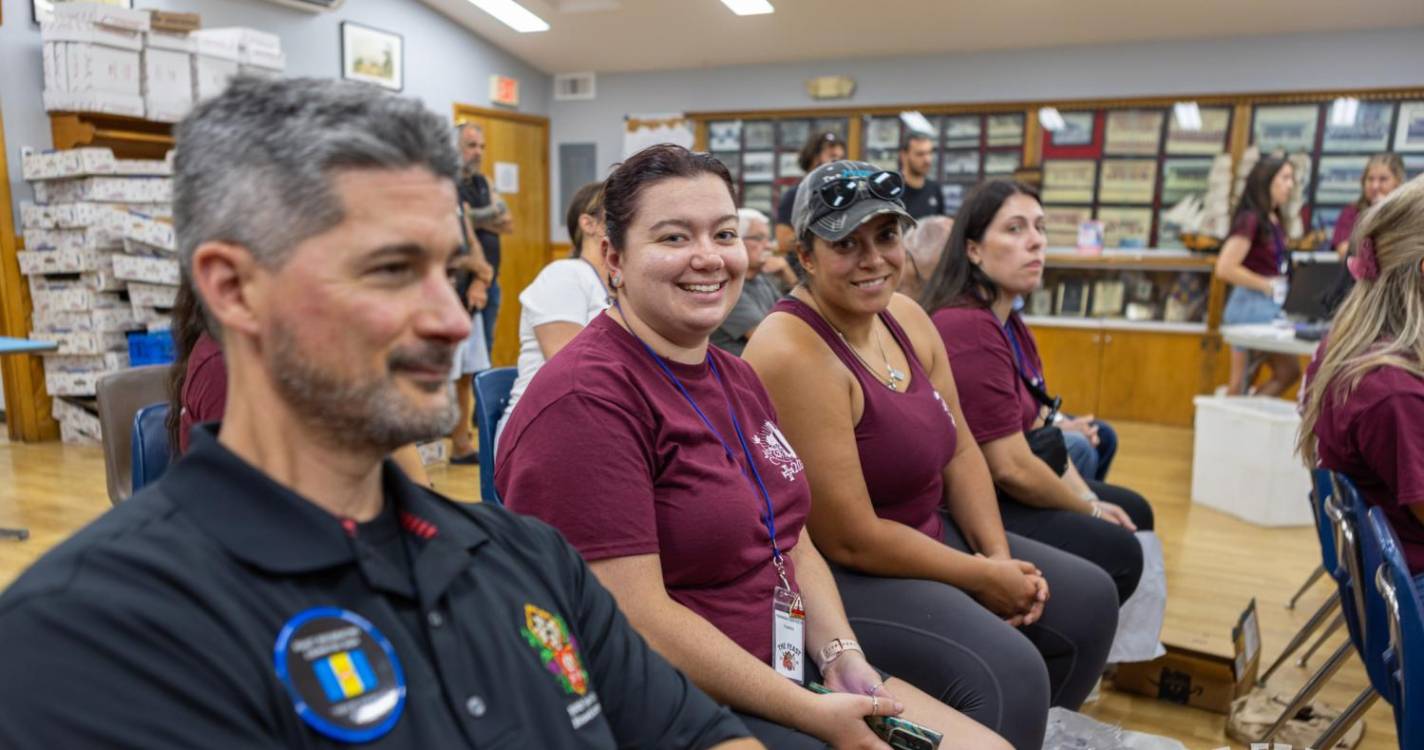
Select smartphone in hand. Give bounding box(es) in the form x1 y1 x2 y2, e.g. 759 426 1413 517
806 682 943 750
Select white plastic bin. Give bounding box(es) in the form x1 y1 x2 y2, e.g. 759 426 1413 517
1191 395 1314 527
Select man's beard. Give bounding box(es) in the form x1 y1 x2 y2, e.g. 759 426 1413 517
268 327 459 452
461 158 481 180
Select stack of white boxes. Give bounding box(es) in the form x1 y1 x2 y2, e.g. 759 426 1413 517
190 27 285 101
41 3 151 118
19 147 176 443
142 14 199 123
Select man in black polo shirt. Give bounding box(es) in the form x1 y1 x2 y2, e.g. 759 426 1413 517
898 131 946 219
0 77 756 750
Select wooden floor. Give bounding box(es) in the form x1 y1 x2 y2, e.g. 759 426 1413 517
0 422 1397 749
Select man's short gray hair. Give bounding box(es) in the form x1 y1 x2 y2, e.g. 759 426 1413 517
737 207 769 238
174 76 460 271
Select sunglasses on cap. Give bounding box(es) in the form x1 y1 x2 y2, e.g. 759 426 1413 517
809 171 906 224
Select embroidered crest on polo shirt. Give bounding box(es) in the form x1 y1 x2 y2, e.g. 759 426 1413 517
752 421 804 481
521 604 603 730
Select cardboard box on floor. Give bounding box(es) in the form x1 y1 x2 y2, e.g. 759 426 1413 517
1112 599 1261 714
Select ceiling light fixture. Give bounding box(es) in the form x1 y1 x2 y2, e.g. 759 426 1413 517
719 0 774 16
468 0 550 32
1329 97 1360 127
1038 107 1065 133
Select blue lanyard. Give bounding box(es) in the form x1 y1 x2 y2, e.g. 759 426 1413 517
636 338 785 565
1271 223 1289 276
1003 318 1043 388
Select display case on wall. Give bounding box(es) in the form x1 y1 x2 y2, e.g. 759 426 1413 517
706 115 851 218
862 112 1026 216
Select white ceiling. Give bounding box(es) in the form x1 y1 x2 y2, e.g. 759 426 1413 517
420 0 1424 75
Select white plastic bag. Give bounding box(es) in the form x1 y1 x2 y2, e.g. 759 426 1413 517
1043 707 1188 750
1108 531 1167 664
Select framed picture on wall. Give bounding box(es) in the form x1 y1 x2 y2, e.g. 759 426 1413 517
1165 106 1231 155
1322 100 1394 153
944 116 981 148
341 22 404 91
1104 110 1164 156
1041 160 1097 203
1253 104 1319 154
1097 159 1157 204
986 114 1025 147
709 121 742 151
1050 112 1095 147
1395 102 1424 153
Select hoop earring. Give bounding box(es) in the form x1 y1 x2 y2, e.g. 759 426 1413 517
610 273 623 289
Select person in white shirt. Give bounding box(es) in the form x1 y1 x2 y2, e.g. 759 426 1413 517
495 182 611 453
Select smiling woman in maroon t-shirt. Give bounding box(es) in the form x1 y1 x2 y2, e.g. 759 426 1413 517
1301 175 1424 580
497 145 1006 750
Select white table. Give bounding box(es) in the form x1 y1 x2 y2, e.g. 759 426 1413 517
1219 324 1321 357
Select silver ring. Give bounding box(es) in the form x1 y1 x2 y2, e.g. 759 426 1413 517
871 695 880 716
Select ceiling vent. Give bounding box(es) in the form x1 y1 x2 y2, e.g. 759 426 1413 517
256 0 345 13
554 72 597 101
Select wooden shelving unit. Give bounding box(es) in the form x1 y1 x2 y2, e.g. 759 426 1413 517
49 112 175 159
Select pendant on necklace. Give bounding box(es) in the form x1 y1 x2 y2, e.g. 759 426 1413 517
886 366 906 389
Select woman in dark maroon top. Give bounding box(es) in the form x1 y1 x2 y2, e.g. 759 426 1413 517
745 162 1117 750
1301 175 1424 581
1322 154 1405 315
1214 156 1301 395
499 146 1006 750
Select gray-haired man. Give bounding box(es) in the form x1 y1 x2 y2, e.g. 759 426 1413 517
0 77 758 750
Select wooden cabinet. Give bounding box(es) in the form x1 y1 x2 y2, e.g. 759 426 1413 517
1032 325 1211 427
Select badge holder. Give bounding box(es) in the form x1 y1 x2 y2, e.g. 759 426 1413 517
771 560 805 683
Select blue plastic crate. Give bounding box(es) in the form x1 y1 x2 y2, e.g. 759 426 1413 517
128 330 175 366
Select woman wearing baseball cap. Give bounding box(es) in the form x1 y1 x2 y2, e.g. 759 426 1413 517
744 161 1118 750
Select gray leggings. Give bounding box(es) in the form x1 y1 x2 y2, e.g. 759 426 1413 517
830 513 1119 750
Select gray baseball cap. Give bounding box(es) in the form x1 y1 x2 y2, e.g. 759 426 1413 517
791 160 916 243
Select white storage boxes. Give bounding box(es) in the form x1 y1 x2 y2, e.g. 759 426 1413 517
41 2 151 117
1191 396 1315 527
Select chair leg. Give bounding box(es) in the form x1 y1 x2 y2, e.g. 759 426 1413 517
1260 640 1355 742
1259 592 1341 686
1296 612 1346 668
1287 565 1327 609
1310 687 1378 750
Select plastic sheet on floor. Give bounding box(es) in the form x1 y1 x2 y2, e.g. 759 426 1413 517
1109 531 1168 664
1043 707 1188 750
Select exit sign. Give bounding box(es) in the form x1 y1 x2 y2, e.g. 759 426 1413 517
490 75 520 107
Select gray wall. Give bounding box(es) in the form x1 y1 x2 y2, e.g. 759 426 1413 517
548 27 1424 239
0 0 550 214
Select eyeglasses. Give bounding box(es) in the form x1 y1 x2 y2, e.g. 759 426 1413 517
809 171 905 225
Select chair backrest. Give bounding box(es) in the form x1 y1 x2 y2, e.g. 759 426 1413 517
473 367 518 505
96 365 170 505
1368 506 1424 748
1311 467 1339 573
1332 473 1396 699
131 402 171 494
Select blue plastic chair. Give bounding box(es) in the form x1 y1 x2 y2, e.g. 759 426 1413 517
473 367 518 505
1369 506 1424 749
1262 469 1345 685
130 402 171 494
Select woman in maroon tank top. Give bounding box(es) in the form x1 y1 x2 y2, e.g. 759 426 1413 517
745 161 1119 750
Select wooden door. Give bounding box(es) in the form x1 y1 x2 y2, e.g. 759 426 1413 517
452 105 550 368
1097 330 1203 426
1029 326 1103 418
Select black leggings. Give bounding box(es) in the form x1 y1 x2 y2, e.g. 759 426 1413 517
829 515 1119 750
998 480 1154 604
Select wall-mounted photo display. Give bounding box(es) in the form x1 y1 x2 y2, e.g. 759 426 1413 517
1043 205 1093 247
741 184 773 215
942 150 980 176
1097 159 1157 204
1156 207 1187 249
742 152 774 182
1042 160 1097 203
1253 104 1319 154
1104 110 1164 156
778 119 811 149
987 114 1025 147
341 22 404 92
1160 158 1212 205
1315 155 1369 205
1406 154 1424 180
1050 112 1096 147
813 118 850 142
778 153 804 179
1098 206 1153 248
712 151 741 181
743 121 775 150
940 182 969 216
1165 107 1231 155
866 117 901 150
1396 102 1424 153
984 150 1021 175
1322 100 1394 153
709 121 742 151
944 116 981 148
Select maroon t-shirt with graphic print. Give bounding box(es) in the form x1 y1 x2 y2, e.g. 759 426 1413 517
497 312 810 662
1230 211 1288 279
932 305 1041 443
1307 351 1424 574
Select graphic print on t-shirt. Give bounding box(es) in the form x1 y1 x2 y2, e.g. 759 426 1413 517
752 421 805 481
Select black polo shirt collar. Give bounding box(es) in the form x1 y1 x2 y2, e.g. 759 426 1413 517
169 425 488 596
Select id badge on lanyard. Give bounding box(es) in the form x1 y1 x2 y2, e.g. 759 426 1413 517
1273 228 1290 304
772 564 806 683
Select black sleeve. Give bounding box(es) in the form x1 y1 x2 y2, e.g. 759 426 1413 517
776 186 798 226
0 593 281 750
551 528 751 749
